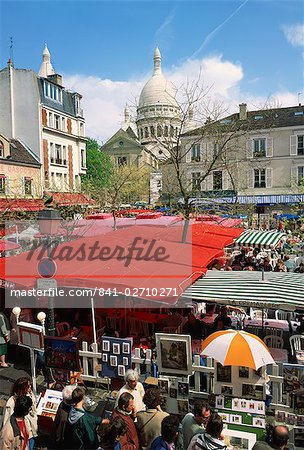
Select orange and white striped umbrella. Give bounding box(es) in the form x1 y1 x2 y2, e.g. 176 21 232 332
201 329 274 370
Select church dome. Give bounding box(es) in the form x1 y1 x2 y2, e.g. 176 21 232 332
138 48 178 108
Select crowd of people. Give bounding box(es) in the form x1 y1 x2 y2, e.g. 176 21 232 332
0 370 291 450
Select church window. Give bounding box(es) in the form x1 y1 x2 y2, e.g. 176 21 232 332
0 141 4 158
157 125 162 137
117 156 127 167
150 126 155 136
170 126 174 137
144 127 149 138
140 128 143 139
175 127 178 137
164 126 168 137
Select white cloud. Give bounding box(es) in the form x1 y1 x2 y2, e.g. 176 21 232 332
64 54 299 143
282 24 304 47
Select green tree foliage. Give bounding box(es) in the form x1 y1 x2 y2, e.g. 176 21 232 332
82 138 112 192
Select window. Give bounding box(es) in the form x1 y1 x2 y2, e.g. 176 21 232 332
117 156 127 167
50 143 55 163
48 112 53 128
192 172 201 191
191 144 200 162
62 117 66 131
81 149 86 168
24 178 32 195
294 111 304 116
253 138 266 157
0 175 5 193
44 81 62 103
0 141 3 158
298 167 304 185
55 144 61 164
213 171 223 190
254 115 263 120
157 125 162 137
164 126 168 137
144 127 149 138
150 126 155 137
62 146 67 165
79 122 84 136
55 115 60 130
254 169 266 188
298 135 304 155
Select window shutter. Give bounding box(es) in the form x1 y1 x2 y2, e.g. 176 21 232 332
5 177 10 195
246 139 253 158
20 177 25 195
266 168 273 188
206 174 213 191
247 169 254 189
290 135 297 155
266 137 273 157
201 178 207 191
291 166 298 185
200 143 205 161
185 144 191 163
222 171 229 191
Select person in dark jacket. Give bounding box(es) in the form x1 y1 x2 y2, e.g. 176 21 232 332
67 387 101 449
252 425 289 450
1 395 32 450
111 392 139 450
187 413 227 450
150 415 180 450
49 385 76 449
97 417 127 450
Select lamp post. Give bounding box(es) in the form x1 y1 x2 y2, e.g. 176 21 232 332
37 311 46 335
37 207 62 336
12 306 21 324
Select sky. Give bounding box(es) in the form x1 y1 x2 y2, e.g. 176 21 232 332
0 0 303 143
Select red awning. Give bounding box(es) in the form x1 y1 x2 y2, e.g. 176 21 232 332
0 199 44 212
49 192 95 207
1 222 243 304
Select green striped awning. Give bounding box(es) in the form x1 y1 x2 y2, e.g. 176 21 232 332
235 230 285 247
181 270 304 311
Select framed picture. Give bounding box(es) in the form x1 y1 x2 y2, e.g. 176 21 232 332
230 414 242 424
177 400 189 415
110 355 117 367
18 321 44 350
253 417 265 428
256 402 265 415
216 396 224 409
219 412 230 423
123 357 129 366
122 342 130 354
156 333 192 376
286 413 296 425
221 385 233 396
169 388 177 398
118 365 125 377
239 366 249 378
44 336 80 371
216 364 231 383
242 384 264 400
276 411 286 423
177 382 189 396
297 415 304 427
158 379 169 395
102 353 108 362
102 340 110 352
52 369 70 384
113 343 120 355
160 396 167 410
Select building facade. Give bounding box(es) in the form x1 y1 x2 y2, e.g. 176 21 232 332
165 103 304 215
0 46 86 195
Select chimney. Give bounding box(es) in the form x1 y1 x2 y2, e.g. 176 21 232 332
47 73 62 86
239 103 247 120
7 58 13 68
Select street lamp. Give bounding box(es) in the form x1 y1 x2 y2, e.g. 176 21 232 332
37 207 62 336
37 311 46 335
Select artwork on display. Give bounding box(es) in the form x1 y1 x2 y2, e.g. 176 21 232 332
218 412 230 423
52 369 70 384
112 343 120 355
216 396 225 409
283 365 304 395
158 379 169 395
216 364 232 383
286 413 296 425
177 382 189 397
242 384 264 400
169 388 177 399
177 399 189 415
160 396 167 410
230 414 242 424
252 417 266 428
156 333 192 375
102 340 110 352
118 365 125 377
221 386 233 396
239 367 249 378
297 415 304 427
223 430 255 450
276 411 286 423
36 389 63 420
110 355 117 367
44 336 80 371
230 397 265 415
101 336 132 378
17 322 44 350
